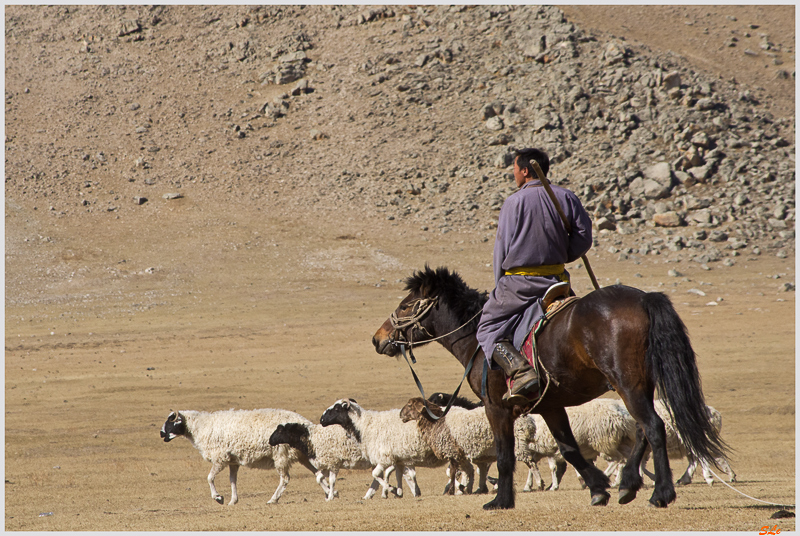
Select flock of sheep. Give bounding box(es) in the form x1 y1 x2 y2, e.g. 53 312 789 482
160 394 735 506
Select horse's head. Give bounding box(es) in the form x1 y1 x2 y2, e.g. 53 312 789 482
372 265 486 357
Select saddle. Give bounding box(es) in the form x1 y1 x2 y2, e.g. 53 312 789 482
520 287 580 383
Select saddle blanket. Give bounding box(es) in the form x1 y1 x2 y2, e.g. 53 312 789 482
521 296 580 367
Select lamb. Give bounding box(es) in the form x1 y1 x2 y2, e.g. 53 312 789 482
268 422 371 501
160 408 330 505
319 398 445 499
641 400 736 486
400 398 479 495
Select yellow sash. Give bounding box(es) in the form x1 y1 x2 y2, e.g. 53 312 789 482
504 264 569 282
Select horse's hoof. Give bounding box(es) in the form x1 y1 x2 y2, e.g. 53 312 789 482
591 493 610 506
618 488 637 505
647 499 668 508
483 498 514 510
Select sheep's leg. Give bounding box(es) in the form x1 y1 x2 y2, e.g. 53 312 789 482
698 458 715 486
717 457 736 482
604 460 623 487
315 470 338 498
268 469 289 504
476 463 491 494
364 478 381 500
523 459 543 492
461 459 475 494
548 457 568 491
366 464 392 499
444 466 456 495
297 456 331 496
677 457 696 486
446 461 458 495
392 464 404 498
326 470 338 501
228 464 240 505
207 461 226 504
402 465 420 497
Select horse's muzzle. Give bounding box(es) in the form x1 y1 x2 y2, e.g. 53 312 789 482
372 331 398 356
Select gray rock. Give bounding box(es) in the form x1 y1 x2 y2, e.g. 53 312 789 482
708 230 728 242
643 179 671 199
596 217 617 231
663 71 681 90
485 116 504 131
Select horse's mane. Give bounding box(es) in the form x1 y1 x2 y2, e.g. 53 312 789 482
404 265 488 324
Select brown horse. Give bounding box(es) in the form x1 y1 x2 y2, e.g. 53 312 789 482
372 266 727 510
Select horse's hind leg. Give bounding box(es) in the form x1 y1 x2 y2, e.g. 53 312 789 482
619 424 648 504
621 399 676 507
540 408 610 506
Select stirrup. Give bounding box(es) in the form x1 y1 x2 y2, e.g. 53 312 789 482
542 281 570 311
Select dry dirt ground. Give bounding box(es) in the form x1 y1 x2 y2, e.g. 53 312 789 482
4 5 796 532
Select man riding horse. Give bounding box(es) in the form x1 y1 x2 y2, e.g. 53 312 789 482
476 148 593 404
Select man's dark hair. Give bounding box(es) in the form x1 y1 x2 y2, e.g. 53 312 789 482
514 148 550 178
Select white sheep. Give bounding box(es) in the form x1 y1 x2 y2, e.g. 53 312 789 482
268 421 372 501
160 408 330 505
517 399 637 491
641 400 736 486
319 398 444 499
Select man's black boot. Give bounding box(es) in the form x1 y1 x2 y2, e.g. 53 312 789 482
492 340 540 404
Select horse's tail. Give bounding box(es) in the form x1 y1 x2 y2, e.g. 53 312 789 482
642 292 729 463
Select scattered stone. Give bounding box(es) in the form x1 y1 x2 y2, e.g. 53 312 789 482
687 288 706 296
163 193 183 200
134 196 148 205
310 129 328 140
119 19 141 37
653 211 683 227
596 217 616 231
485 116 504 131
780 282 795 292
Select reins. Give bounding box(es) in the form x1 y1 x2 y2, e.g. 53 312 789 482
390 296 482 420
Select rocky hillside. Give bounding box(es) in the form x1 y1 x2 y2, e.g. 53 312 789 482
5 5 796 267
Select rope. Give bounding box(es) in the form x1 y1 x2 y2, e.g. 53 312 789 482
707 468 795 509
390 300 481 346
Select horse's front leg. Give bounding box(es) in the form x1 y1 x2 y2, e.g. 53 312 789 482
540 408 610 506
482 401 516 509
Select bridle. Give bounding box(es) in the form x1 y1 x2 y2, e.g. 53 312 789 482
388 295 483 420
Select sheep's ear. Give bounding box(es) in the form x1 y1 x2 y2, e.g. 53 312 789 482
413 399 426 414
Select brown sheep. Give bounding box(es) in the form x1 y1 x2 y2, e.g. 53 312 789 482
400 397 474 495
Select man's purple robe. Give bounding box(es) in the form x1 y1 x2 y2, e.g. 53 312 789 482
476 180 593 365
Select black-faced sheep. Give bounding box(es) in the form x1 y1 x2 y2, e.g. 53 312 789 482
268 422 371 501
319 398 444 499
160 408 329 505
